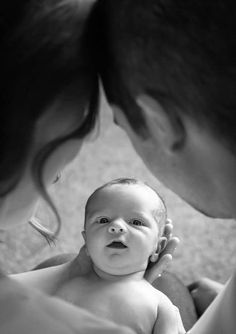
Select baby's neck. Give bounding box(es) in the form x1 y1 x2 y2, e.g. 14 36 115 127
92 265 146 282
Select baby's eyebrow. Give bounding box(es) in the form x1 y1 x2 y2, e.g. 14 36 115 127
86 211 96 220
86 211 105 220
130 212 152 223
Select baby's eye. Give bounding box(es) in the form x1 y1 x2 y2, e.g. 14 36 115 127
130 219 144 226
97 217 110 224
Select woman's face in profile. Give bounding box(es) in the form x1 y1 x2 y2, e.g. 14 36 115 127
0 95 88 230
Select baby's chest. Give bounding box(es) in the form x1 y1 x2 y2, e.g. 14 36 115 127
78 284 158 334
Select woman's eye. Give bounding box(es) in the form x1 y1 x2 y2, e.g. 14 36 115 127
130 219 143 226
52 173 61 184
113 116 119 126
98 217 110 224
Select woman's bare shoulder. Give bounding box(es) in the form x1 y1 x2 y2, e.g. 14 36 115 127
0 275 51 333
10 262 70 294
0 274 30 305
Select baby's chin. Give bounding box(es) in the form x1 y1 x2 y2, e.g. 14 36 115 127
93 264 147 280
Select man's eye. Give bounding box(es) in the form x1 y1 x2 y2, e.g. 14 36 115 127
130 219 143 226
98 217 110 224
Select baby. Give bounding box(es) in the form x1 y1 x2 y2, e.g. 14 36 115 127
56 178 180 334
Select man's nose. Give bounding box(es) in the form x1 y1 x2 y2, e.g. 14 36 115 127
108 220 127 234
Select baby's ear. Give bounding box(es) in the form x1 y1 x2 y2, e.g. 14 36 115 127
150 252 159 263
158 236 167 254
81 231 90 256
150 237 167 263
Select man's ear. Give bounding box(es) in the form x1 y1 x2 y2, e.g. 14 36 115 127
150 237 167 263
136 94 185 153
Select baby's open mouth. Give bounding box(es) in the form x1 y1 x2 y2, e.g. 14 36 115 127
106 241 128 249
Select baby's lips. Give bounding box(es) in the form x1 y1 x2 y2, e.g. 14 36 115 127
106 240 128 248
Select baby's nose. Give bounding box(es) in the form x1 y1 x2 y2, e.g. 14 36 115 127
108 221 127 234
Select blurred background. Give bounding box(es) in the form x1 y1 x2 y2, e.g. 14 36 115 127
1 94 236 285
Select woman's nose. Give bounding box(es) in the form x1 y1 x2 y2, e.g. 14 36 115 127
108 221 127 234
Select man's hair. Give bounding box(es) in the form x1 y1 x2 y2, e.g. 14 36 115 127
84 177 167 234
94 0 235 151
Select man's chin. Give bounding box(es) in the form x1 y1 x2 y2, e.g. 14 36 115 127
190 201 233 220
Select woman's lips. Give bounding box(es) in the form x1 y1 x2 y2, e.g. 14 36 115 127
106 241 127 249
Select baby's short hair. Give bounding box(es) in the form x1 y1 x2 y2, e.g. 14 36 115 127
84 177 167 235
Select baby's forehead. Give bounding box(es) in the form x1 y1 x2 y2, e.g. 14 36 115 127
96 183 156 198
88 183 164 209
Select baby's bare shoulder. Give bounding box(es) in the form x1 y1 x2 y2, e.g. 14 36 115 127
55 274 89 296
140 279 168 301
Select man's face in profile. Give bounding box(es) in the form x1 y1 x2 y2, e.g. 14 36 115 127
111 97 236 219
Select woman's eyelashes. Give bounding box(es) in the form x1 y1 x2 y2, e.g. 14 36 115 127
52 172 61 184
113 115 119 126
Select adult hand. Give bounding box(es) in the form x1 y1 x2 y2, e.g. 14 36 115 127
0 276 134 334
188 277 224 317
145 218 180 283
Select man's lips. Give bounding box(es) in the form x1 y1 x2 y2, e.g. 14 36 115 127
106 241 128 249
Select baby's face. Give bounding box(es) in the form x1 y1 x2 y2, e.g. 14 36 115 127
83 184 163 275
